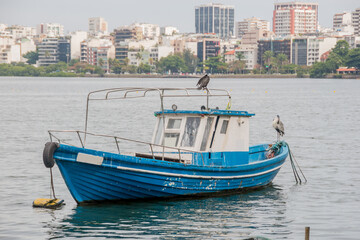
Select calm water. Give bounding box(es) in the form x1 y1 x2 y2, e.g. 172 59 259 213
0 77 359 239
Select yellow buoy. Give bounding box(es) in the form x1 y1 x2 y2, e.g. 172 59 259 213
33 198 64 208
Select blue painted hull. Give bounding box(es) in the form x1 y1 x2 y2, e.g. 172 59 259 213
54 144 288 203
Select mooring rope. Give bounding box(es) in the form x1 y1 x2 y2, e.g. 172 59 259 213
50 168 56 199
268 141 307 184
285 142 307 184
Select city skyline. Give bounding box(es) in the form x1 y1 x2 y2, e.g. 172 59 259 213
1 0 359 33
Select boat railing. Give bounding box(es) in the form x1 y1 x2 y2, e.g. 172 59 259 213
48 129 205 165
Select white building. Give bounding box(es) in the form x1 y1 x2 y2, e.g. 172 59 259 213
273 2 318 36
0 24 7 32
4 25 36 39
88 17 108 36
292 37 338 66
160 26 179 36
235 17 270 38
18 37 36 61
37 23 64 37
132 23 160 39
70 31 88 59
333 12 352 30
0 44 21 63
80 38 115 72
38 38 59 66
353 8 360 36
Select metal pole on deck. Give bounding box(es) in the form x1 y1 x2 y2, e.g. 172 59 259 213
160 91 165 160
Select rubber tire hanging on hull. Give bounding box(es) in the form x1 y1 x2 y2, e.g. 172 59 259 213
43 142 59 168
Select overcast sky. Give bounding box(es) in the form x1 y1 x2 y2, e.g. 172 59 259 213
1 0 359 33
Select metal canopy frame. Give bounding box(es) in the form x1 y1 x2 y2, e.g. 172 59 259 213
48 87 232 164
84 87 232 145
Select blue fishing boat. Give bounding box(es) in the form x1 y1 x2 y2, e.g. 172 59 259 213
43 87 289 204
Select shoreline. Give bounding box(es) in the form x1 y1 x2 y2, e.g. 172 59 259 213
59 73 360 79
1 73 359 79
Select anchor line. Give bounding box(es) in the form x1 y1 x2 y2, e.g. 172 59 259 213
50 168 56 199
286 142 307 183
291 149 307 182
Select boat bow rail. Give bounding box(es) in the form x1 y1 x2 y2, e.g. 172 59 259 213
48 129 205 164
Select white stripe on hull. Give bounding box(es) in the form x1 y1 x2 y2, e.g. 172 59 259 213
116 163 284 180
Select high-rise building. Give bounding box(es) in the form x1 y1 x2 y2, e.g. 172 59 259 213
70 31 88 59
333 12 352 30
197 38 220 63
195 3 234 38
38 37 70 66
235 17 270 38
273 2 318 36
292 37 337 66
88 17 108 35
353 8 360 35
80 38 115 72
114 26 143 61
257 38 292 66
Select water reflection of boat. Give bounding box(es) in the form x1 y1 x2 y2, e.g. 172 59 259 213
43 88 288 204
52 187 288 239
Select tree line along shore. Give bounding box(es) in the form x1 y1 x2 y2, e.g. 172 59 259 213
1 40 359 79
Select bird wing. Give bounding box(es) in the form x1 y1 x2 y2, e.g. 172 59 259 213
197 75 207 86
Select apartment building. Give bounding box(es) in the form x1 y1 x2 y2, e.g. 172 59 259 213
38 37 70 66
333 12 352 30
273 2 318 36
80 38 115 72
197 38 220 63
195 3 235 38
235 17 270 38
88 17 108 36
353 8 360 35
292 37 337 66
0 44 21 64
36 23 64 37
257 38 292 65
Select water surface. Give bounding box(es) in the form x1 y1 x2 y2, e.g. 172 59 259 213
0 77 359 239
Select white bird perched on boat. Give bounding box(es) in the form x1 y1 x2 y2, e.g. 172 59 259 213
197 74 210 90
272 115 285 141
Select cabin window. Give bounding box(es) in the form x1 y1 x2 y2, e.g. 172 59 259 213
220 120 229 134
163 133 180 147
167 119 182 129
181 117 201 147
200 117 214 151
154 118 163 144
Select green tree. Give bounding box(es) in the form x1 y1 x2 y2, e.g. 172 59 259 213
262 51 274 67
98 58 104 68
332 40 350 58
202 55 227 74
137 63 151 73
111 59 122 74
346 48 360 69
182 49 198 73
228 60 246 74
23 51 38 64
236 52 244 61
310 62 329 78
157 54 186 73
69 58 80 66
44 61 67 73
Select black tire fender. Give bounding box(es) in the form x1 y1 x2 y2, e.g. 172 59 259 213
43 142 59 168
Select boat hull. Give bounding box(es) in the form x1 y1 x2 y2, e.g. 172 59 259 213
54 144 288 204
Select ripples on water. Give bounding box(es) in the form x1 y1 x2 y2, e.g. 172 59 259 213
0 77 359 239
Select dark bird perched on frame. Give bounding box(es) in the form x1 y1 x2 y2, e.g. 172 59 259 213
272 115 285 141
197 74 210 90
